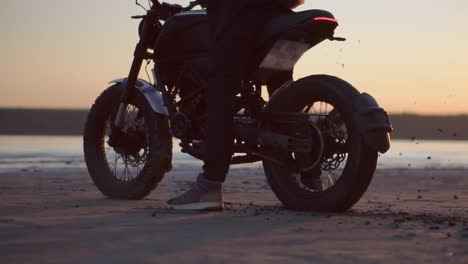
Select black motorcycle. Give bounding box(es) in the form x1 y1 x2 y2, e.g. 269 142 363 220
83 0 392 211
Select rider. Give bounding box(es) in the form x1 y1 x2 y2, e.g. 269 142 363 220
167 0 302 211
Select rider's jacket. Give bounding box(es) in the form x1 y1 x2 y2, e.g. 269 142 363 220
207 0 274 38
207 0 303 38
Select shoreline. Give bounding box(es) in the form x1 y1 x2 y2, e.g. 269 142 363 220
1 109 468 140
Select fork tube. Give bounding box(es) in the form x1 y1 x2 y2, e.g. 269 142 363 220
115 8 159 128
114 103 128 127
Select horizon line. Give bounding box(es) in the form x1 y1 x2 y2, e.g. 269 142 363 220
1 107 468 117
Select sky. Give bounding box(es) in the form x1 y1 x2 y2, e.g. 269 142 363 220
1 0 467 114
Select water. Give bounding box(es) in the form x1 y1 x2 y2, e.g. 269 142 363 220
0 136 467 171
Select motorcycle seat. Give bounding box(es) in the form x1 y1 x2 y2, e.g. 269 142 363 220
258 9 335 44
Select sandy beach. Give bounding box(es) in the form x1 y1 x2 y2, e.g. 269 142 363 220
0 164 467 264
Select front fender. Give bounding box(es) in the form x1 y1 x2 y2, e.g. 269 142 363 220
109 78 169 116
354 93 393 153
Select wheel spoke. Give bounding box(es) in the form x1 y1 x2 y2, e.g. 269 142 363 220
136 164 141 176
111 154 120 177
122 165 129 181
327 173 336 186
105 147 112 155
311 105 318 115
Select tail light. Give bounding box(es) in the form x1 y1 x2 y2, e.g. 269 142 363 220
313 17 339 24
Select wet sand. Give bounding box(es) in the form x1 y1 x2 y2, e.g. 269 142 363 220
0 165 467 263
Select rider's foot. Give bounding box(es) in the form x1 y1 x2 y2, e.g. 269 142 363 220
166 173 224 211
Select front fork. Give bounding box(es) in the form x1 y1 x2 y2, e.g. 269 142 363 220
114 8 159 129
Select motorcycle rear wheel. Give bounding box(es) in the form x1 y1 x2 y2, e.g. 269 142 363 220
83 84 172 199
263 75 378 212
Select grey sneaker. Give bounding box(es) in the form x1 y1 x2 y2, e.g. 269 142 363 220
166 174 224 211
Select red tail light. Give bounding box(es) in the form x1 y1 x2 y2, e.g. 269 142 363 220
313 17 339 24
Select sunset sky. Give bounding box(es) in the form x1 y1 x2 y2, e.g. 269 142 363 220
1 0 467 114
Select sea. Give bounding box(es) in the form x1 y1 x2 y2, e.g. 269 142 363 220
0 136 467 171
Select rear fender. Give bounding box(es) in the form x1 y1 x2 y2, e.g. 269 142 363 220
353 93 393 153
109 78 169 116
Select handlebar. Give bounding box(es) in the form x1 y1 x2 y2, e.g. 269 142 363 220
146 0 204 20
183 1 201 12
150 0 204 10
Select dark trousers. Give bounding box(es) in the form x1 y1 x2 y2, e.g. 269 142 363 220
203 6 281 182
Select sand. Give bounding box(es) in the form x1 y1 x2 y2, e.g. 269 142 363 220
0 165 467 263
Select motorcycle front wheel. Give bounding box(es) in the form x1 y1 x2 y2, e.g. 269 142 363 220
263 75 378 212
83 84 172 199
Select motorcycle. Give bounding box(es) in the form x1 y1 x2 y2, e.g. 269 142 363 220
83 0 392 212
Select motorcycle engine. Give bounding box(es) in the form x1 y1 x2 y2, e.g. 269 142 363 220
170 83 207 140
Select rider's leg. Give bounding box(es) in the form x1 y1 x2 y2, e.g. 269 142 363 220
203 27 258 183
167 5 285 210
166 10 266 210
203 4 289 182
